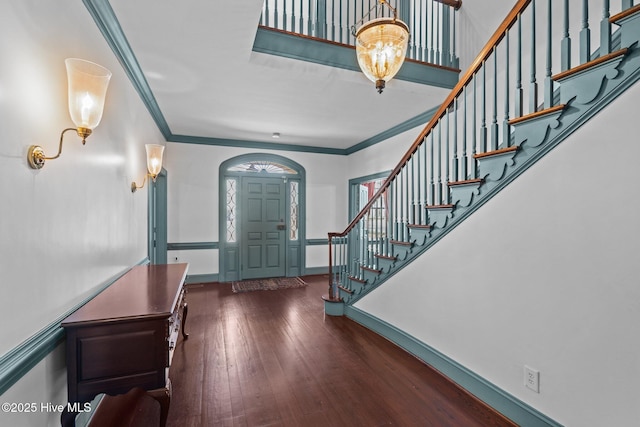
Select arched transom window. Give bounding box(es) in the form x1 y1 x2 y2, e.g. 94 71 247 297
227 160 298 174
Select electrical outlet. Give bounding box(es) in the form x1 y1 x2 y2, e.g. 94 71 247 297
524 366 540 393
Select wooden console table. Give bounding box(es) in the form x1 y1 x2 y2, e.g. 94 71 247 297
61 263 189 427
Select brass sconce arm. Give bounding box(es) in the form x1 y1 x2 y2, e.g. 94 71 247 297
131 173 158 193
132 144 164 193
27 127 93 169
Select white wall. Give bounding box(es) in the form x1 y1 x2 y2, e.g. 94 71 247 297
355 79 640 426
0 1 164 425
163 124 440 277
456 0 510 72
164 143 348 274
346 125 421 182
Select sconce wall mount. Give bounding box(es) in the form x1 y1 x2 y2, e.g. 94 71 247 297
28 58 111 169
28 127 92 169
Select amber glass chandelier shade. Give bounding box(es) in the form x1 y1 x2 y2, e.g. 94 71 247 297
355 18 409 93
65 58 112 130
145 144 165 178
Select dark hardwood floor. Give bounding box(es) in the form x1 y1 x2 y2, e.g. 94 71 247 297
167 275 516 427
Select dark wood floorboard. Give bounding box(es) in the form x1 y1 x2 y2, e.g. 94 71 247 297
167 275 516 427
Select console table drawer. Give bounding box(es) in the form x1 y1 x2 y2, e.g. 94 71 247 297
66 318 169 402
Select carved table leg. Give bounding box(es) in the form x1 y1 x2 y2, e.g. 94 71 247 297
148 380 171 427
60 407 76 427
181 301 189 340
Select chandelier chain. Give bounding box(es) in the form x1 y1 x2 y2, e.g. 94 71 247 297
350 0 399 36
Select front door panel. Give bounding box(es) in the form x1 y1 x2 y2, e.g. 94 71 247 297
241 176 286 279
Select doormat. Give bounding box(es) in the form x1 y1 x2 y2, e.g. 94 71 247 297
231 277 307 293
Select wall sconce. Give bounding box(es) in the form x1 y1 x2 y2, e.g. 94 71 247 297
27 58 112 169
131 144 165 193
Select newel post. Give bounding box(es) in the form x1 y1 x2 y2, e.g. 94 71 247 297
323 232 344 316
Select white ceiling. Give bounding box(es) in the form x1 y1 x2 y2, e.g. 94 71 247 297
107 0 453 152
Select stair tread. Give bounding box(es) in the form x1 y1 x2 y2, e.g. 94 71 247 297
473 145 519 159
610 4 640 24
425 204 455 210
509 104 566 125
407 223 431 229
448 178 483 187
338 285 354 295
552 49 628 82
322 294 342 302
361 265 382 273
390 239 412 246
348 275 367 283
374 254 397 260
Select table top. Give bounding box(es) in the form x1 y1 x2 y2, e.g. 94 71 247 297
62 263 188 327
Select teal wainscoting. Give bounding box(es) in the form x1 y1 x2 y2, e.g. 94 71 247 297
305 239 329 275
167 240 328 281
306 239 328 246
185 274 219 284
0 258 150 396
167 242 218 251
167 242 218 284
304 266 329 275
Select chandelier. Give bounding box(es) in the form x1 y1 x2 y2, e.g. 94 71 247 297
352 0 409 94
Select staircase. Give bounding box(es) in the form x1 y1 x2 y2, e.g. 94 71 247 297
325 0 640 310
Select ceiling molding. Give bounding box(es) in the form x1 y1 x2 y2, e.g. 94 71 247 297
83 0 446 156
169 134 346 155
345 106 441 154
83 0 171 139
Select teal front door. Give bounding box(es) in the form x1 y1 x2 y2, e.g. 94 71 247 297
240 176 286 279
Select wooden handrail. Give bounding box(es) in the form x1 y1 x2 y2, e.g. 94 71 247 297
434 0 463 10
331 0 531 239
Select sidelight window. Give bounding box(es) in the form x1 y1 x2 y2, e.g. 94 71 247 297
226 178 237 242
290 181 299 241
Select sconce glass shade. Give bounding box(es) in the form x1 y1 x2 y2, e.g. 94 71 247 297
27 59 112 169
355 18 409 93
65 58 112 132
145 144 164 179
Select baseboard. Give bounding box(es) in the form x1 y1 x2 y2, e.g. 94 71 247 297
0 258 149 396
304 266 329 275
185 270 327 284
185 273 218 284
344 306 563 427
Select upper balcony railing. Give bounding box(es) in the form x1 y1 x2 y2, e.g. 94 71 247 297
260 0 462 68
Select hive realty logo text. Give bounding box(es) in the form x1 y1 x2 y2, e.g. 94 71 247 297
44 401 92 412
1 401 92 413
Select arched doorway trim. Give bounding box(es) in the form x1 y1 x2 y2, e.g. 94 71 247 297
218 153 306 282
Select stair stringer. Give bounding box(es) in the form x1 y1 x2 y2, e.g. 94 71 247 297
343 43 640 306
